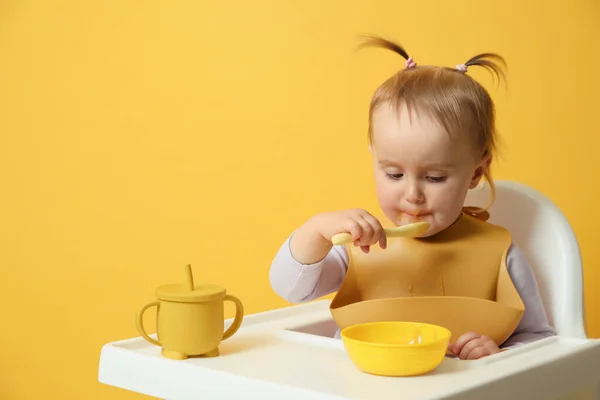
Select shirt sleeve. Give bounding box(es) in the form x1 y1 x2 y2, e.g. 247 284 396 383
501 242 556 348
269 231 349 303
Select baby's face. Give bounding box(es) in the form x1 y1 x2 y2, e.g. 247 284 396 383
370 103 488 237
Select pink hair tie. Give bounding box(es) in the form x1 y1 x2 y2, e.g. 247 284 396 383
456 64 468 73
405 57 417 69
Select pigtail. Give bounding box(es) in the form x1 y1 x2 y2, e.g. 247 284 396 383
357 35 411 61
458 53 507 85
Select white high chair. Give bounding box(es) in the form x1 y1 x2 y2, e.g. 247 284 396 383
98 180 600 400
464 179 587 339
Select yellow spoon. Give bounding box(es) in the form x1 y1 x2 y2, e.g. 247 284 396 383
331 221 430 245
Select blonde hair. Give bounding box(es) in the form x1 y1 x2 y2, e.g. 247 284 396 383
360 36 506 215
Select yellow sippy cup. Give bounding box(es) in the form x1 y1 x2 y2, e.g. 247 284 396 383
136 264 244 360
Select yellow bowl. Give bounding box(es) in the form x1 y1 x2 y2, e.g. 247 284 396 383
340 321 451 376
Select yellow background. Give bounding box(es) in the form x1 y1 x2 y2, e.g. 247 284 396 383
1 0 598 398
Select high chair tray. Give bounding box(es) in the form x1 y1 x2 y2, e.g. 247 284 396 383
98 299 600 400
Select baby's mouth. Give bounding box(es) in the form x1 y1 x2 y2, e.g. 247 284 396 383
400 212 429 223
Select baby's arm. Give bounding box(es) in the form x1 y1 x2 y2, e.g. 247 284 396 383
269 209 386 303
502 243 556 348
269 231 349 303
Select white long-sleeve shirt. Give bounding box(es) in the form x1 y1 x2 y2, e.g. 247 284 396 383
269 232 555 348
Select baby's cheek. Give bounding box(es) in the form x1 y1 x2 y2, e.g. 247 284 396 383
433 189 460 211
380 193 397 211
375 183 392 204
378 195 398 221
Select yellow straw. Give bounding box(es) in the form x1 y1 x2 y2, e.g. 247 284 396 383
185 264 194 291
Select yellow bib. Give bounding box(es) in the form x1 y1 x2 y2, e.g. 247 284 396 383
330 213 525 345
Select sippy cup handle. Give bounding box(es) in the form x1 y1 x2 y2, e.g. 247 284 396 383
222 294 244 340
136 301 161 347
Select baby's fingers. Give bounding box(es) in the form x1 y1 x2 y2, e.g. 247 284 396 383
346 220 363 243
458 338 482 360
450 331 480 356
355 216 375 246
362 213 386 249
347 218 372 253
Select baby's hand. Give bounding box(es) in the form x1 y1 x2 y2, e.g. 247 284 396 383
448 332 501 360
314 208 387 253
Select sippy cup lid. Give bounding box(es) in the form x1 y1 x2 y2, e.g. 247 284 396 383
155 283 226 303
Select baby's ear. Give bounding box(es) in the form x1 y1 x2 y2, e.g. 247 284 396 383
368 143 373 153
469 156 491 189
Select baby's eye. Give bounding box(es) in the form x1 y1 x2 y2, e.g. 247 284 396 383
386 173 403 180
427 176 447 183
